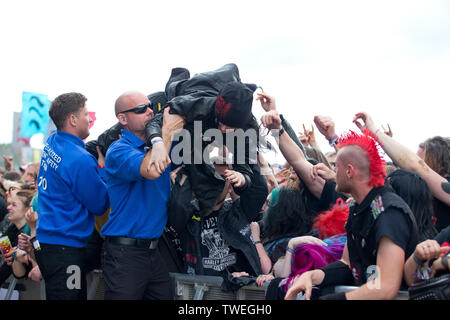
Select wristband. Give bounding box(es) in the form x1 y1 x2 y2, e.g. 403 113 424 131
151 137 163 144
413 251 426 266
30 236 41 251
254 241 262 245
328 135 339 146
271 127 285 137
286 246 295 255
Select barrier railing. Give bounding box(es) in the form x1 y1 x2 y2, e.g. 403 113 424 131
2 270 411 300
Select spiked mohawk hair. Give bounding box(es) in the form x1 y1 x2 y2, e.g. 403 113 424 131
337 129 386 188
313 198 349 239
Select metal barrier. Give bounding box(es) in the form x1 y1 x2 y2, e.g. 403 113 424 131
170 273 268 300
2 270 411 300
3 276 17 300
2 275 45 300
2 271 98 300
87 269 104 300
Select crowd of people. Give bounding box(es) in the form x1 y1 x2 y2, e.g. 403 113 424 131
0 63 449 300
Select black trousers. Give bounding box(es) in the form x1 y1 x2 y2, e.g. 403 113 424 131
85 229 104 273
101 238 172 300
35 243 87 300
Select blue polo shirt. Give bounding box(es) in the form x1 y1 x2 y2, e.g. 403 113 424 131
37 131 110 248
100 129 171 240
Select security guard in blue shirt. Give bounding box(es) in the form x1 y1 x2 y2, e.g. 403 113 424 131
101 91 184 300
36 92 110 300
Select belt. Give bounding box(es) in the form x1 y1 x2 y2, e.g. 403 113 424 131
106 236 159 250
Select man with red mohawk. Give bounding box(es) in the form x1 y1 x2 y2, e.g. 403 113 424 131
261 109 418 300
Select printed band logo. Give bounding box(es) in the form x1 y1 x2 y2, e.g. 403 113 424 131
215 95 231 119
201 217 236 271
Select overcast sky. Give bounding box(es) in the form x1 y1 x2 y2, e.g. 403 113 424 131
1 0 449 164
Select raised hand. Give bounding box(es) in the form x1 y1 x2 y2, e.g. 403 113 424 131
302 123 319 149
18 232 32 253
352 112 377 134
273 168 290 185
148 107 185 175
298 132 309 146
313 116 336 141
310 163 336 182
162 107 185 134
25 208 38 232
261 110 282 131
381 124 393 137
224 170 246 188
256 93 277 112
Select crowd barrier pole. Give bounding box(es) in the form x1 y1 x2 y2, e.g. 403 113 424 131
4 275 17 300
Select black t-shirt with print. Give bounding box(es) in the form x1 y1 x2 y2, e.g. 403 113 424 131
184 206 253 277
198 210 237 275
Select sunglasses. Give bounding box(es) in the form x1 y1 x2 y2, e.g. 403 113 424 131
117 103 152 116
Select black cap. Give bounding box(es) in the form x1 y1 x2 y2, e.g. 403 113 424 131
215 82 254 128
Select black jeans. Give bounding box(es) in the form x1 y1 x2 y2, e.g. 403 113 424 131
102 238 172 300
85 229 104 273
35 243 87 300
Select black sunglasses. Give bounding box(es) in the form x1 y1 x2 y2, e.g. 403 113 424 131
117 103 152 116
